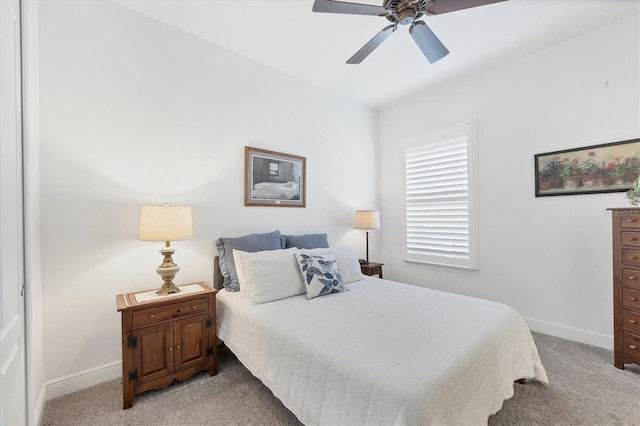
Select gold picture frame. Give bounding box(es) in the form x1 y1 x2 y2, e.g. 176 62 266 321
245 146 306 207
535 138 639 197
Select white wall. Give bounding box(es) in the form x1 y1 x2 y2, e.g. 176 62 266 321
378 14 640 348
39 0 377 388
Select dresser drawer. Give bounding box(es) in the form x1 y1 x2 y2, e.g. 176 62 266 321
621 249 640 267
622 288 640 310
133 298 209 328
622 332 640 364
621 215 640 229
621 231 640 247
622 309 640 334
622 268 640 289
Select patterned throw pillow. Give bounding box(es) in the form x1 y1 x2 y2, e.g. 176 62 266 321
293 252 348 299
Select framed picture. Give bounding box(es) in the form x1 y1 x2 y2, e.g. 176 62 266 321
245 146 306 207
534 138 639 197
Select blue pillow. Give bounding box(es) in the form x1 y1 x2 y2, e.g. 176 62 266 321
216 230 283 291
293 252 347 299
283 233 329 249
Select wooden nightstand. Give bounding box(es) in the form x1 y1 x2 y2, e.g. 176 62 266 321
360 262 384 278
116 281 217 409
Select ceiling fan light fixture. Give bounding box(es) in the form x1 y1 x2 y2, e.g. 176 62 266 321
398 8 417 25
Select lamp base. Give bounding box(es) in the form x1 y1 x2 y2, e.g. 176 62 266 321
156 280 181 295
155 246 181 295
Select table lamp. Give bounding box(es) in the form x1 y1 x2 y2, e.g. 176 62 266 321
137 204 193 295
354 210 380 263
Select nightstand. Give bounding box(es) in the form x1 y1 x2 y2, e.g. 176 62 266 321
116 281 217 409
360 262 384 278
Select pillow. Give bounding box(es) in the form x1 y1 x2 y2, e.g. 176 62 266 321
299 247 365 283
293 252 348 299
234 247 304 304
233 247 298 298
283 233 329 249
215 230 283 291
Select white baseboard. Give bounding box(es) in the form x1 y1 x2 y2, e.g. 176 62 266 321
44 361 122 401
30 383 46 426
524 317 613 350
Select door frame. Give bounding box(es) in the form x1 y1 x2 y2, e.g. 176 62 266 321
20 0 45 424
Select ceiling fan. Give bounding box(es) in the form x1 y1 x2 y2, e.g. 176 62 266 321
312 0 507 64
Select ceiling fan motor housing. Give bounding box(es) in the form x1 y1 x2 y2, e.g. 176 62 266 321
384 0 428 25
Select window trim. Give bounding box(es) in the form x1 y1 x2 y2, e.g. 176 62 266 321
402 120 479 271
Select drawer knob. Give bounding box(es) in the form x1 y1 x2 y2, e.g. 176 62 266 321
176 345 181 350
630 319 638 324
631 297 639 302
150 314 155 319
168 347 173 352
192 306 197 310
629 276 638 280
628 256 637 260
631 345 638 350
629 237 638 241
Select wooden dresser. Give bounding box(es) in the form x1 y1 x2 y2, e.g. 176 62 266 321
609 207 640 369
116 281 217 408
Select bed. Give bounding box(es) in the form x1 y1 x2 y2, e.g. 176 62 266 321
213 233 547 425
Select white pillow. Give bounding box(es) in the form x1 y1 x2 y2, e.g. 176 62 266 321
233 247 304 304
293 252 348 300
300 246 365 283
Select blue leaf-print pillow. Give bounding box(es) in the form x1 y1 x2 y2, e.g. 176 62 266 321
293 252 348 299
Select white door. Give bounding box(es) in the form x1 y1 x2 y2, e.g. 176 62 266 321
0 0 27 424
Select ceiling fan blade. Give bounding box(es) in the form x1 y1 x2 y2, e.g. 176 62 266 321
409 21 449 64
313 0 388 16
346 25 397 64
425 0 507 15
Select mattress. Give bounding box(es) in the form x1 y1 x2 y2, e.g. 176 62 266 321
216 278 548 425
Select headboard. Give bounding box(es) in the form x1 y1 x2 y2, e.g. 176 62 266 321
213 256 224 290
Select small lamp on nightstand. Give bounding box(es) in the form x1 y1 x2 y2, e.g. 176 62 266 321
137 204 193 295
354 210 380 263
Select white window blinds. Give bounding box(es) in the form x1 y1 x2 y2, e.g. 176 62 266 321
403 122 478 270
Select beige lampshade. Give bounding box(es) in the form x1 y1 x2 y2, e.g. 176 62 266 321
137 205 193 242
354 210 380 230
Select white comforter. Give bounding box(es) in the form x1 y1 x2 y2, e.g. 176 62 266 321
217 278 547 425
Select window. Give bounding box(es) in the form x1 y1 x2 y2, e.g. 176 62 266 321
403 121 478 270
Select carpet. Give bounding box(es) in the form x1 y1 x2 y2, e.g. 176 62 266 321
41 332 640 425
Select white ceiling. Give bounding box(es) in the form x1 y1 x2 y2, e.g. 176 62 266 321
114 0 639 110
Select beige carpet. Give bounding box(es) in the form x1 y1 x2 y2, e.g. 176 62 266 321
42 332 640 425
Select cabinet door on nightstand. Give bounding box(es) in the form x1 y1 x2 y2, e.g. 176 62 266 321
133 322 174 384
174 314 209 371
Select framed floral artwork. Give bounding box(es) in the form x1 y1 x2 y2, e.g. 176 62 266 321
245 146 306 207
534 138 640 197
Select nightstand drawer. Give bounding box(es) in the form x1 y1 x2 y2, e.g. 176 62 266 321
622 288 640 310
622 268 640 289
621 231 640 247
133 298 209 328
622 309 640 334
